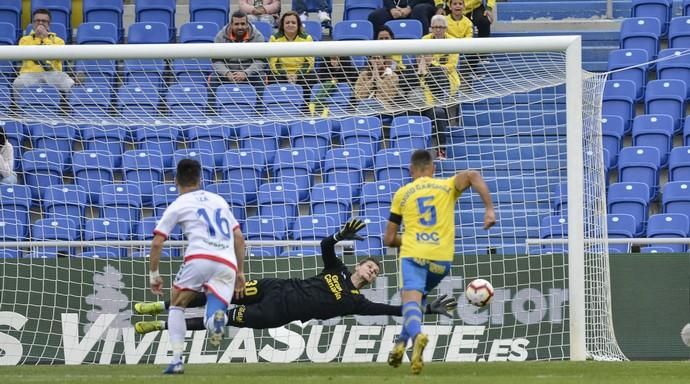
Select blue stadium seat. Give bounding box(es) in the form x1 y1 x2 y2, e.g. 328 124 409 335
127 22 169 44
135 0 175 42
607 182 650 236
340 116 382 161
131 249 171 258
41 184 87 225
179 22 219 43
632 114 674 167
0 218 25 243
78 250 118 259
69 84 112 119
257 182 300 219
272 148 320 201
310 183 353 226
134 125 179 168
685 116 690 145
654 48 690 98
601 115 625 168
72 151 114 204
631 0 671 36
117 84 161 118
359 181 400 219
685 0 690 16
374 148 415 184
123 58 166 89
31 217 79 256
122 150 165 205
84 218 131 257
252 20 273 42
662 181 690 221
0 0 21 41
607 49 649 101
668 146 690 181
21 150 65 200
0 60 15 86
0 184 31 233
74 59 116 88
617 146 661 199
101 183 143 223
303 21 322 41
222 150 267 204
245 216 289 256
1 121 23 171
279 248 321 257
136 216 183 241
81 125 126 168
189 0 228 29
669 16 690 48
333 20 374 40
550 182 568 215
263 83 305 119
323 148 366 195
185 125 230 166
390 115 432 151
215 83 258 120
385 19 423 39
344 0 381 21
83 0 124 42
291 214 337 240
32 0 71 41
17 85 61 119
644 79 686 132
172 57 213 85
607 213 637 253
289 119 332 159
166 83 209 121
646 213 690 252
76 22 117 44
620 17 661 60
539 216 568 254
639 246 676 253
28 123 76 163
353 216 387 256
238 122 281 164
309 82 352 116
173 149 216 185
602 80 636 133
0 21 15 44
152 184 178 216
206 182 247 221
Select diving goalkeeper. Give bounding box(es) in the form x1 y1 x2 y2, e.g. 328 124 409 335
134 219 457 333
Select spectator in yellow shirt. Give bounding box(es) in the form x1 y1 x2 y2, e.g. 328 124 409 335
268 11 316 94
445 0 474 38
436 0 494 37
13 9 74 92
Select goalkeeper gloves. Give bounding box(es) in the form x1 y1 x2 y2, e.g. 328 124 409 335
425 294 458 317
334 219 366 241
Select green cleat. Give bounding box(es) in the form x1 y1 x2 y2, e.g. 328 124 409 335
134 301 165 315
135 320 164 335
387 341 406 368
410 333 429 375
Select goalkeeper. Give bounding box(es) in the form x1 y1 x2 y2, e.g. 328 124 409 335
134 219 457 332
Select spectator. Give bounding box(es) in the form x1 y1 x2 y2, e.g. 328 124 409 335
293 0 331 25
444 0 473 38
417 15 460 159
0 127 17 185
310 56 358 117
354 55 400 110
268 11 316 89
239 0 281 26
211 11 267 90
437 0 494 37
376 25 420 92
13 9 74 92
368 1 438 36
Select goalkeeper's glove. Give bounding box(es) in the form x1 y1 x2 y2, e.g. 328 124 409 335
334 219 366 241
425 294 458 317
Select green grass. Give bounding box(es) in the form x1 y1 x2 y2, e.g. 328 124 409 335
1 362 689 384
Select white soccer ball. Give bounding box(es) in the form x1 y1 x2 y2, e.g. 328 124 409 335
465 279 495 307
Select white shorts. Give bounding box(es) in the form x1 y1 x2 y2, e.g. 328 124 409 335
172 259 236 305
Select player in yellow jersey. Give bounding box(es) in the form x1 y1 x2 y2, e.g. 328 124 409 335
383 149 495 374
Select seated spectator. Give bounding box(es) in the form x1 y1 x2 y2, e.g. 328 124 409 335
294 0 331 26
354 55 400 110
444 0 473 38
268 11 316 89
368 1 438 36
376 25 419 92
437 0 494 37
0 127 17 185
239 0 281 26
311 56 358 117
418 15 460 159
13 9 74 92
211 11 267 90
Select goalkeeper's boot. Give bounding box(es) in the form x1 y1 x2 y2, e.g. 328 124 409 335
209 310 226 346
135 320 164 335
387 341 406 368
134 301 165 315
163 361 184 375
410 333 429 375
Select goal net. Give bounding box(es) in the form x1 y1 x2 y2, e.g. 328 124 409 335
0 36 626 365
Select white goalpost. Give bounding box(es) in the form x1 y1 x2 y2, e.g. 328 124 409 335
0 35 627 365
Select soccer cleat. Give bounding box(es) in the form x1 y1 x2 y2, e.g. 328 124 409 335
134 301 165 315
209 310 225 346
387 341 406 368
163 361 184 374
410 333 429 375
135 320 164 335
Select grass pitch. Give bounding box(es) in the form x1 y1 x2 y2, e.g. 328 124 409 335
1 361 689 384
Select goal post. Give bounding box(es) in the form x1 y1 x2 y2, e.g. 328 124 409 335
0 35 626 364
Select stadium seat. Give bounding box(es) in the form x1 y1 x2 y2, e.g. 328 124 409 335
1 121 23 171
607 213 637 253
76 22 117 44
252 20 273 42
0 21 15 44
152 184 178 216
136 216 183 241
131 249 171 258
0 185 31 233
289 119 332 159
172 57 213 85
601 115 625 168
84 218 131 257
257 182 300 219
134 0 176 42
550 182 568 215
41 184 87 225
344 0 381 21
670 16 690 48
71 151 114 204
83 0 124 42
123 57 166 89
116 84 161 118
333 20 374 40
662 181 690 221
668 146 690 182
215 83 258 120
32 0 71 41
134 125 179 169
179 22 219 43
206 182 247 221
646 213 690 252
189 0 228 29
81 125 127 168
617 146 661 199
374 148 415 184
639 246 676 253
323 148 366 196
359 181 401 218
263 83 305 119
390 115 432 151
31 217 79 256
238 122 281 164
302 20 322 41
309 82 352 116
539 216 568 254
644 79 686 132
658 49 690 99
353 216 387 256
279 248 323 257
69 84 113 119
291 214 337 240
631 114 674 166
17 85 61 119
272 148 320 201
122 150 165 205
310 183 353 226
607 49 649 101
166 83 209 122
385 19 423 39
21 150 65 200
631 0 671 36
101 183 143 224
602 80 636 133
0 218 25 243
0 0 21 42
172 149 216 185
686 0 690 16
684 116 690 146
74 58 117 88
28 123 76 163
245 216 289 256
339 116 383 161
223 150 267 204
127 22 169 44
185 125 230 166
620 17 661 60
607 182 651 236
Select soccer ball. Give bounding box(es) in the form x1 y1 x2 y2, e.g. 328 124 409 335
465 279 495 307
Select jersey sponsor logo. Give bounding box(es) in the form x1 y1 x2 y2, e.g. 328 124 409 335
415 231 440 244
324 274 343 300
233 305 246 324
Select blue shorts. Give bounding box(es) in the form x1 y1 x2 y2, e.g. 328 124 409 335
400 258 451 294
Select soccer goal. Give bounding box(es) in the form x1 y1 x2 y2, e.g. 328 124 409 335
0 35 626 365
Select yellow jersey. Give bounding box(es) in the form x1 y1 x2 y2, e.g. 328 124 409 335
446 14 474 39
18 32 65 74
390 176 461 261
268 32 315 76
